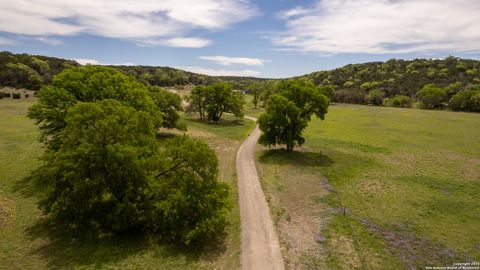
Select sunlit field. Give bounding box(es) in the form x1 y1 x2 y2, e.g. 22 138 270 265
256 104 480 269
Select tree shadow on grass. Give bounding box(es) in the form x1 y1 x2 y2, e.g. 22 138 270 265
25 218 228 269
185 117 246 127
258 149 334 167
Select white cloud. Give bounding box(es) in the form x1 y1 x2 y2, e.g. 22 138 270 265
277 7 309 19
136 37 212 48
0 37 16 45
198 55 269 66
35 37 64 46
165 37 212 48
0 0 257 47
272 0 480 54
72 58 135 66
182 66 261 77
73 58 101 65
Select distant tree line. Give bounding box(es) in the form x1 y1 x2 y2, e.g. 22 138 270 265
0 51 78 90
2 51 479 112
0 51 268 90
298 56 480 112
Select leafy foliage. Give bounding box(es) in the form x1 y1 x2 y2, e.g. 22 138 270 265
365 89 385 105
449 85 480 112
32 100 158 231
258 95 307 151
276 80 329 120
383 95 412 108
147 136 230 244
258 80 329 151
300 56 480 112
28 66 160 149
0 51 78 90
186 82 244 122
28 67 230 245
416 84 448 109
148 86 186 131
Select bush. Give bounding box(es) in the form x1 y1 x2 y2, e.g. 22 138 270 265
365 89 385 105
416 84 447 109
383 95 412 108
449 85 480 112
334 89 366 104
12 93 21 99
4 93 11 98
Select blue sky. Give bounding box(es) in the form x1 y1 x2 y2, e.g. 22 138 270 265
1 0 480 78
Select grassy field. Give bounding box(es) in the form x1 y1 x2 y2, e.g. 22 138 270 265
256 104 480 269
0 98 255 269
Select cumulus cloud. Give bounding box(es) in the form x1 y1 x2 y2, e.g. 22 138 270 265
182 66 261 77
0 0 257 47
272 0 480 54
198 55 269 66
72 58 135 66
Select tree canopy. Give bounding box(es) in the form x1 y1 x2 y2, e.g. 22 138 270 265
258 95 307 151
257 80 329 151
148 86 186 131
186 82 244 122
416 84 448 109
28 67 230 245
28 66 161 149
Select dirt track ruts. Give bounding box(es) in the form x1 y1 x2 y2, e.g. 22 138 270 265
236 116 284 270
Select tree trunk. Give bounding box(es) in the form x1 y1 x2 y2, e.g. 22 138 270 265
286 143 294 152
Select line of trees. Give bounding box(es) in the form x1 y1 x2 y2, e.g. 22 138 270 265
298 56 480 112
27 66 230 245
0 51 78 90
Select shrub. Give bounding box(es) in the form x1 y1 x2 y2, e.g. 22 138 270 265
5 93 11 98
12 93 21 99
449 85 480 112
334 89 366 104
383 95 412 108
416 84 448 109
365 89 385 105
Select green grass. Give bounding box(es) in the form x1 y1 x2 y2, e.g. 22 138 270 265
256 104 480 269
243 94 265 118
0 99 256 269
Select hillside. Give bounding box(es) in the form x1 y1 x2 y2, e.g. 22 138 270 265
0 51 268 91
300 56 480 104
2 51 479 111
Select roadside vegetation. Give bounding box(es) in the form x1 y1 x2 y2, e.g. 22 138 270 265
256 104 480 269
0 93 255 269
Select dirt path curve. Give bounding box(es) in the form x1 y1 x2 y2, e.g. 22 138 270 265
237 116 284 270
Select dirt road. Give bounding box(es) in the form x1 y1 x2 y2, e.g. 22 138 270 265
236 116 284 270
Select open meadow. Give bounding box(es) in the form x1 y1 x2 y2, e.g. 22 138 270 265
0 98 254 269
256 104 480 269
